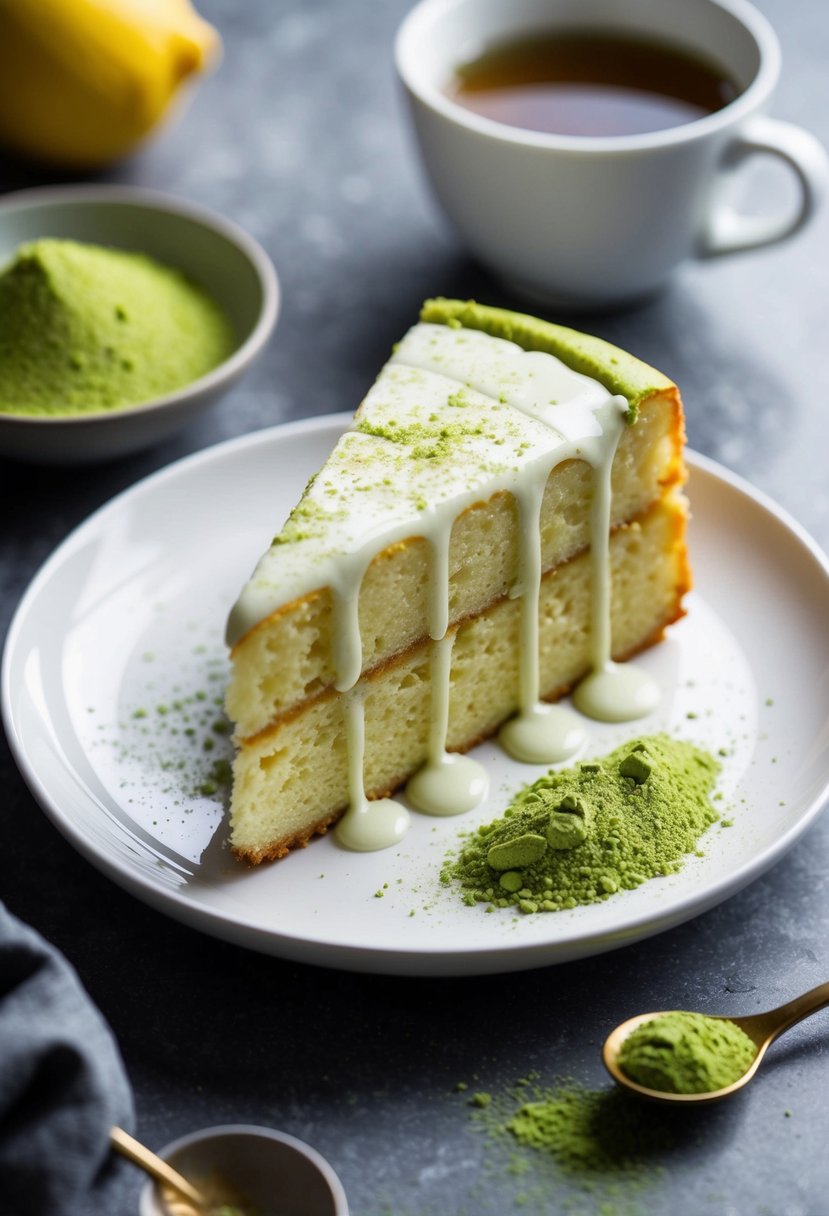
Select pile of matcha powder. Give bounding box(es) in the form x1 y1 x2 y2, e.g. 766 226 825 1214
442 734 720 913
618 1011 757 1094
0 238 234 416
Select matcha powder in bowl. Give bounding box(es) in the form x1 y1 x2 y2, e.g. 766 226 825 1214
0 238 235 417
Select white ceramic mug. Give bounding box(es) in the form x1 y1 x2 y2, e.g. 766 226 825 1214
395 0 829 307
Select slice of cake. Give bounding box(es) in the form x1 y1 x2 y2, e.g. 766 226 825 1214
225 299 690 863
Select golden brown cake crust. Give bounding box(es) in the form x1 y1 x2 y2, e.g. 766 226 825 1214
233 810 342 865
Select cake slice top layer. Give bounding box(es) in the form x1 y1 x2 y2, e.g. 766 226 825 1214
226 315 639 655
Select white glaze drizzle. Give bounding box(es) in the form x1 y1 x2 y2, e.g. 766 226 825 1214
497 452 587 763
336 685 410 851
228 323 661 850
405 633 489 816
571 432 661 721
427 524 450 642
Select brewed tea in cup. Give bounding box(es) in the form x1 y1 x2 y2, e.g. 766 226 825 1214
396 0 828 308
448 29 740 138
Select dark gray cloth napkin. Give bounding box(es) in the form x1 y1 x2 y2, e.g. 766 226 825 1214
0 902 134 1216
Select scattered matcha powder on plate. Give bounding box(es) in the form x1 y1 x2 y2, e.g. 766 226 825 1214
442 734 720 913
113 661 233 803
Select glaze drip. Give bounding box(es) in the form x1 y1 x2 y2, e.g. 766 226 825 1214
405 633 489 816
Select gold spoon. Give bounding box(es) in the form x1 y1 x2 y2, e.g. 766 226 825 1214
603 980 829 1105
110 1126 207 1211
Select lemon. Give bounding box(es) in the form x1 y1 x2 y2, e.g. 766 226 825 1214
0 0 220 168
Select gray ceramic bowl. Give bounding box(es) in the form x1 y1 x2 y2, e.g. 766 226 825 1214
0 185 279 464
137 1124 349 1216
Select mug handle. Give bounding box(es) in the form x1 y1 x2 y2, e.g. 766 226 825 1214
699 115 829 257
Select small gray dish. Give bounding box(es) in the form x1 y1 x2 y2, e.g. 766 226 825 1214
0 184 279 464
137 1124 349 1216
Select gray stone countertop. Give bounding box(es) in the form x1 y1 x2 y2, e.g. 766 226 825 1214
1 1 828 1213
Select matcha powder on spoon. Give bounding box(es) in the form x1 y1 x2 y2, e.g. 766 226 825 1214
0 238 234 416
442 734 720 913
618 1011 757 1094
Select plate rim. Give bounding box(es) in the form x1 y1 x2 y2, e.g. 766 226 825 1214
4 419 829 974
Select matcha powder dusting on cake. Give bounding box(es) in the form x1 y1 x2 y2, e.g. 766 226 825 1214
0 238 234 416
442 734 720 913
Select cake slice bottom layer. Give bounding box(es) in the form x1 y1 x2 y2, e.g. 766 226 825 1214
230 492 688 862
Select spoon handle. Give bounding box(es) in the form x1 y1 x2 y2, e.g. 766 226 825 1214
110 1126 205 1207
753 980 829 1044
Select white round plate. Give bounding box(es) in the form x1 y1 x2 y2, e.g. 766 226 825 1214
4 416 829 975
